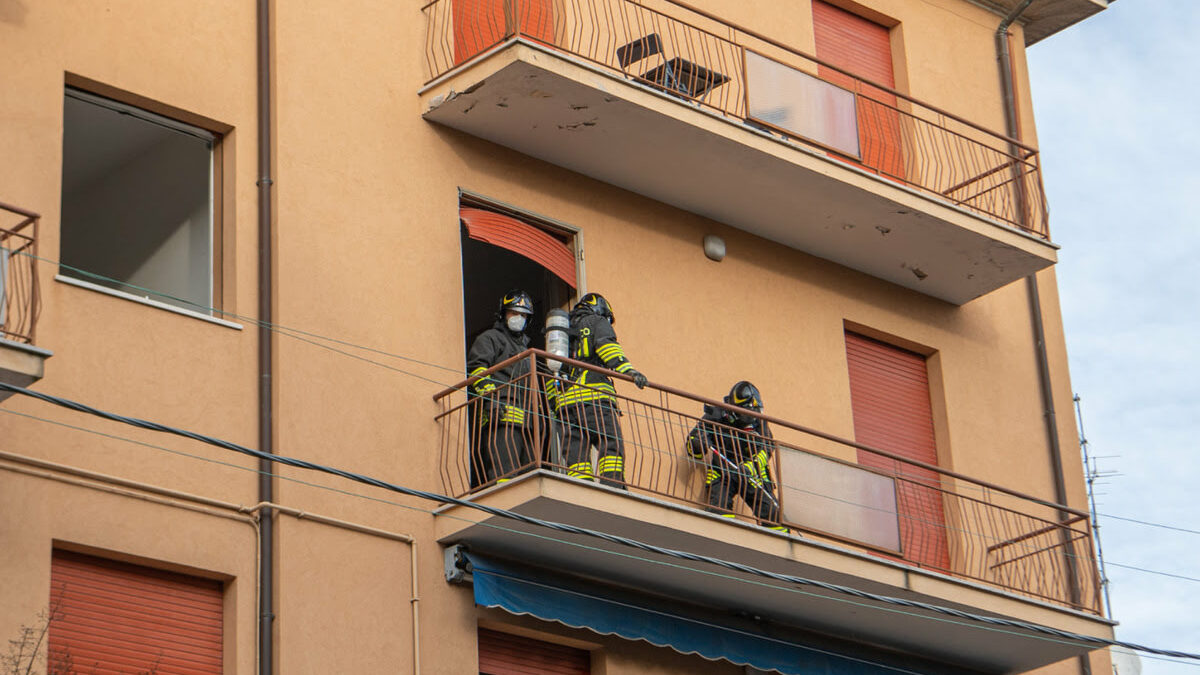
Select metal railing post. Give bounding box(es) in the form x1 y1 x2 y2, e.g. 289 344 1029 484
528 353 542 469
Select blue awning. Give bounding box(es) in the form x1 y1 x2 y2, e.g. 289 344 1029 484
466 552 900 675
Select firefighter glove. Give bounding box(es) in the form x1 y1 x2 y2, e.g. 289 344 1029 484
630 370 648 389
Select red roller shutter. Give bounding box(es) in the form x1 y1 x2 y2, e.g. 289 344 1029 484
845 333 949 571
461 207 577 289
453 0 554 65
478 628 590 675
812 1 905 181
48 550 223 675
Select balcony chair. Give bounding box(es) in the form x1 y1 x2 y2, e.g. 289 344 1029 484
616 33 729 101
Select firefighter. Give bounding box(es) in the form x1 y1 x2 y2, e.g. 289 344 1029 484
544 293 646 489
467 290 537 485
686 381 786 531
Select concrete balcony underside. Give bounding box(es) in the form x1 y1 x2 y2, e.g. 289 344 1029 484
421 42 1058 305
0 340 50 402
436 472 1112 674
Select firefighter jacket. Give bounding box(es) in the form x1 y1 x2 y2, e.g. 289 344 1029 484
545 310 636 411
686 409 776 487
467 322 532 425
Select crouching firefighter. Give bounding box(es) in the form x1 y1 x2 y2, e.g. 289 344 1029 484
467 290 537 486
686 381 786 532
544 293 647 489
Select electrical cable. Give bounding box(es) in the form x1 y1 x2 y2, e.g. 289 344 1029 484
1099 562 1200 584
1 381 1197 662
21 266 1197 595
42 255 462 375
1097 514 1200 537
4 403 1200 671
20 253 1200 571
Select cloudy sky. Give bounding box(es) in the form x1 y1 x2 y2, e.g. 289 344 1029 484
1026 2 1200 673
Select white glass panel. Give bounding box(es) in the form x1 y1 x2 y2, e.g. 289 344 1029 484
778 447 900 552
746 51 859 158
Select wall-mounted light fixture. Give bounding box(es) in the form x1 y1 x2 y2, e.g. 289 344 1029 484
703 235 725 262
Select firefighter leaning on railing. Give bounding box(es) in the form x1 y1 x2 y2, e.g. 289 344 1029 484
466 290 537 485
686 381 787 532
544 293 647 489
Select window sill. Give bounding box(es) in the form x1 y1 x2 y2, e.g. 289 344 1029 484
55 275 243 331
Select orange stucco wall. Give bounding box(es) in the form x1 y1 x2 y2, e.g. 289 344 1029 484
0 0 1103 673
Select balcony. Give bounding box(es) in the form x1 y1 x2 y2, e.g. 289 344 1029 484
433 350 1109 672
419 0 1059 304
0 201 48 402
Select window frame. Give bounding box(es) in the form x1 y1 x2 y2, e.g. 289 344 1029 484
58 80 230 318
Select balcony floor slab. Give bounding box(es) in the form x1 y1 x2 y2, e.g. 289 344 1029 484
422 42 1058 305
0 339 50 402
435 471 1113 673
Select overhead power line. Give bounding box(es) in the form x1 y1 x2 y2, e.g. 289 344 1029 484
20 254 1200 552
5 404 1199 672
1 381 1197 662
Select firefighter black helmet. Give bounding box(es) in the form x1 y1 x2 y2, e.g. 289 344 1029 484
574 292 615 325
498 290 535 317
725 381 763 412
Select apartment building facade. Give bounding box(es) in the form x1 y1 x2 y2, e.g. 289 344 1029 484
0 0 1117 673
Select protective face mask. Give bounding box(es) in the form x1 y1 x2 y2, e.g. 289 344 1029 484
507 315 527 332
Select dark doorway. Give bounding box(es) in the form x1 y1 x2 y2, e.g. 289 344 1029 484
460 227 573 355
460 210 575 488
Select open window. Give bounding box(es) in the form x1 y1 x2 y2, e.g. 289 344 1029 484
59 87 221 314
459 198 578 355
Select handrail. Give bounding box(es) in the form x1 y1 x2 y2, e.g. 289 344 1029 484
0 202 41 344
0 200 40 221
433 347 1099 612
631 0 1039 154
436 347 1089 518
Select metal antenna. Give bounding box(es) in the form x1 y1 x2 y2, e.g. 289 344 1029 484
1075 393 1115 619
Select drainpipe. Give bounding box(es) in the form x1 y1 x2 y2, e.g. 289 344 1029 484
995 0 1034 150
996 5 1092 675
256 0 276 674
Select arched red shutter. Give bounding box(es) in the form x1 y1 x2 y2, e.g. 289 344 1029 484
813 1 906 181
49 550 223 674
478 628 590 675
845 333 949 571
460 206 576 289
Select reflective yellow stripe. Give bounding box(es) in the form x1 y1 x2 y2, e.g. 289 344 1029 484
567 462 595 479
596 344 623 359
597 457 624 472
705 469 719 485
554 382 618 408
469 366 489 378
720 513 737 519
579 336 590 358
499 406 526 424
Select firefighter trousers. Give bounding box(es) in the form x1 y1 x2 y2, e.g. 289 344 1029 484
708 463 779 524
473 405 534 487
559 401 626 489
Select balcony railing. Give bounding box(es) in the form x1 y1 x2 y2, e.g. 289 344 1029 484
0 201 40 345
421 0 1049 236
434 348 1101 614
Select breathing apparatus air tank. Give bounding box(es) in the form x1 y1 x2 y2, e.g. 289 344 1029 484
544 308 571 374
